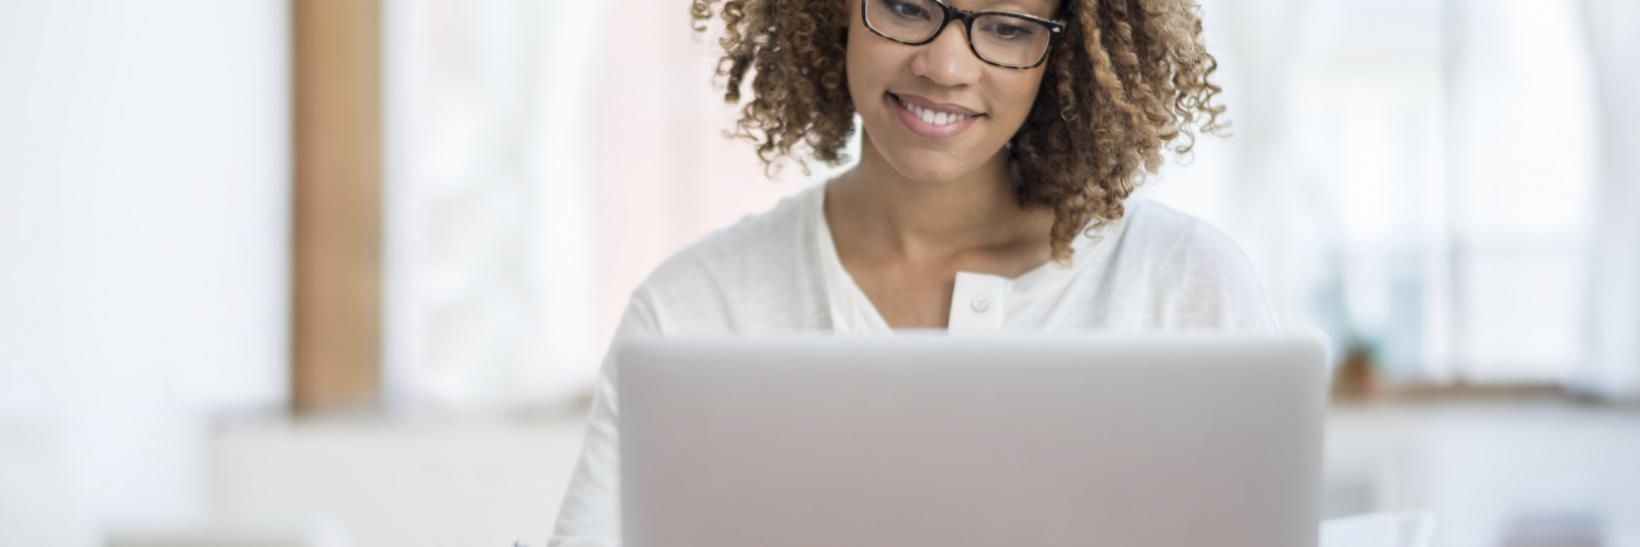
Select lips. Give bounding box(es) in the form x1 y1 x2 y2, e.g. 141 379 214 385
887 92 984 140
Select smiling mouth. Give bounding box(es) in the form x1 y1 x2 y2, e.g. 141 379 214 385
887 92 983 126
886 92 984 139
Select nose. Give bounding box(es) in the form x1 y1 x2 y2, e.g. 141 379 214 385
909 22 982 87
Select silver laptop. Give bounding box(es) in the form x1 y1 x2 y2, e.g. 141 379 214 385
618 334 1328 547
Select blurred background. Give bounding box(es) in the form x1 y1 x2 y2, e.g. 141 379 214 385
1 0 1636 546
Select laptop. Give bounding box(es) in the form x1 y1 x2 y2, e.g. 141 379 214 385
617 333 1328 547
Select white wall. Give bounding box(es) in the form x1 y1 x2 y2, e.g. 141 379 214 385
0 1 289 544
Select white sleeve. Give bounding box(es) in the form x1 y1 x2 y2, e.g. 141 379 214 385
549 288 661 547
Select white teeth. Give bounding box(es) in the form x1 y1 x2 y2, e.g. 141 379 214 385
898 95 972 126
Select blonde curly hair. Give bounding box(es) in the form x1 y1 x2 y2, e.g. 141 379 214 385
690 0 1227 261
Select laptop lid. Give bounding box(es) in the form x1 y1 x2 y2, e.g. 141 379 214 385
618 333 1328 547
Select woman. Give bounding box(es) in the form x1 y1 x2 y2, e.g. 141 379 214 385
551 0 1273 543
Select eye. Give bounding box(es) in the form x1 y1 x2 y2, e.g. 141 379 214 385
983 20 1036 40
883 0 930 19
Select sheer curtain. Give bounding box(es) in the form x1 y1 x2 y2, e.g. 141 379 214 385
383 0 842 411
1573 0 1640 400
1198 0 1599 384
384 0 585 411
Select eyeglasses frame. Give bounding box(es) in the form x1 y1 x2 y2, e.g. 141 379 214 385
860 0 1068 69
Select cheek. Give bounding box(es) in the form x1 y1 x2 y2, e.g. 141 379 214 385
843 29 900 111
843 18 870 100
843 0 879 84
1002 73 1048 122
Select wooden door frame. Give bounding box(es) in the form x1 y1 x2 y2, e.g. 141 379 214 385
290 0 382 413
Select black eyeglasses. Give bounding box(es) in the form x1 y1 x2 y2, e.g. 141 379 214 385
862 0 1066 69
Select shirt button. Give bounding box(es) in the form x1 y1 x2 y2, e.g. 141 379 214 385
970 296 992 313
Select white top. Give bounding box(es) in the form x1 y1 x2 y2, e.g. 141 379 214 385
548 182 1280 547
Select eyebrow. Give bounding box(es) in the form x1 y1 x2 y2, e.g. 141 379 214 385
957 0 1058 18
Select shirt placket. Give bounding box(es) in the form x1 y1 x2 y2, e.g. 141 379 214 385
947 272 1010 333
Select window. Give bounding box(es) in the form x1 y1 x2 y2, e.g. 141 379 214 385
1280 0 1595 383
381 0 847 411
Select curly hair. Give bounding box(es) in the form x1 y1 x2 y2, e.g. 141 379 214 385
689 0 1227 261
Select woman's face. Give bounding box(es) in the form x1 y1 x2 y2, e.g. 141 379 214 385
845 0 1060 183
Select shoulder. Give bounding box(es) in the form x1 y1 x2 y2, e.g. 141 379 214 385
628 184 823 331
1118 199 1254 273
1107 199 1280 330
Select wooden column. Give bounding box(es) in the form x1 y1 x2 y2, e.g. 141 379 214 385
291 0 382 413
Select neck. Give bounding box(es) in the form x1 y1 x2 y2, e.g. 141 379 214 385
829 132 1052 263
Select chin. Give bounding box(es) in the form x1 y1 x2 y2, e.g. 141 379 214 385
884 146 998 184
882 155 964 183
